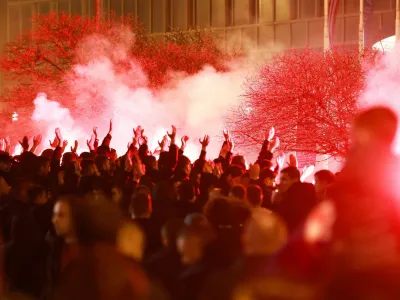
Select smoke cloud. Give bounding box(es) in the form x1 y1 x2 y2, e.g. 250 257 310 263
360 45 400 154
31 30 252 161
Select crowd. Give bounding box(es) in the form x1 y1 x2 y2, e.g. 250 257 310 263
0 106 400 300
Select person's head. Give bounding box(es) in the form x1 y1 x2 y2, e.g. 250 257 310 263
240 172 250 188
10 178 33 202
81 160 99 176
117 221 145 261
0 152 11 172
95 156 111 174
35 156 50 176
130 193 152 219
177 155 192 176
75 193 122 246
40 148 54 159
260 168 276 187
145 155 157 170
111 183 124 205
229 184 246 200
28 185 48 205
279 167 300 193
246 184 263 208
161 218 184 249
352 106 398 151
232 156 246 170
242 209 288 256
177 180 196 202
79 152 95 161
52 195 78 241
62 152 77 167
225 165 245 186
177 223 216 265
314 170 336 195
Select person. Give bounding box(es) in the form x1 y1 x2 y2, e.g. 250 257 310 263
246 184 263 208
229 185 246 201
45 195 79 300
145 218 184 298
131 192 162 258
177 222 217 300
314 170 335 202
199 209 288 300
306 107 400 299
274 167 317 233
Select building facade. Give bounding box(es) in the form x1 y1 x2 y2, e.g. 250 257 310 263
0 0 397 97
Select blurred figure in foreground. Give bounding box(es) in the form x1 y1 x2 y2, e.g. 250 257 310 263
305 106 400 299
199 209 288 300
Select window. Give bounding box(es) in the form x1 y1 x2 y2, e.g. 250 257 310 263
259 0 274 23
124 0 137 14
39 2 51 14
89 0 96 17
225 0 233 26
21 3 33 32
58 0 69 13
137 0 151 32
152 0 167 32
316 0 324 17
196 0 210 26
8 5 21 40
275 0 297 21
110 0 123 15
344 0 358 14
71 0 82 14
211 0 225 27
300 0 315 18
172 0 188 29
233 0 250 25
374 0 390 10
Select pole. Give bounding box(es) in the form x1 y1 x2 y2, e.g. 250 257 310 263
359 0 364 52
320 0 330 170
324 0 329 50
396 0 400 42
95 0 101 31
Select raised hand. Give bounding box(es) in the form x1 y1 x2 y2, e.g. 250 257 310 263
0 139 5 152
33 135 43 146
93 127 98 138
223 128 230 141
71 140 78 153
181 135 189 150
276 153 286 170
87 134 95 151
134 126 142 138
62 140 68 150
158 135 168 152
269 137 280 152
288 154 298 168
199 135 210 149
49 137 58 148
19 136 29 152
108 119 113 134
4 137 10 153
301 165 315 182
167 125 177 142
55 128 62 141
266 127 275 141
